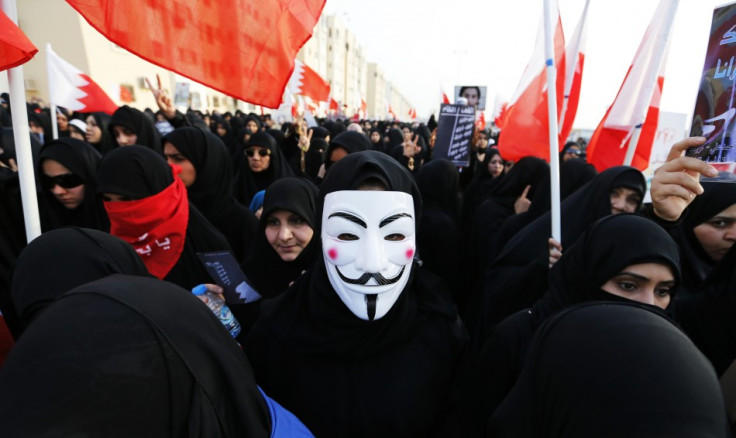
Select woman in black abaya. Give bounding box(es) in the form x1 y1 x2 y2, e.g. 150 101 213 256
37 138 109 232
108 105 162 152
487 302 729 438
97 146 231 289
9 227 149 335
235 131 294 206
470 214 681 434
84 112 114 155
245 151 467 438
163 127 257 261
0 275 313 437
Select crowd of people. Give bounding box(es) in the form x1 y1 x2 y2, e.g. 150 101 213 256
0 86 734 437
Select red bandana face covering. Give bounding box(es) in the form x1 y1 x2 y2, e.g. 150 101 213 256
104 172 189 279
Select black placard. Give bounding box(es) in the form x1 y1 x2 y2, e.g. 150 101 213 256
197 251 262 304
433 104 475 167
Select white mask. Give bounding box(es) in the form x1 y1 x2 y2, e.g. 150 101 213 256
322 190 416 321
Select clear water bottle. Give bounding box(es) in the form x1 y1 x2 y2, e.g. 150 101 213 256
192 284 241 338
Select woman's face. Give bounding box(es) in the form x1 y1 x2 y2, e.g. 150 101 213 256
85 115 102 144
163 142 196 187
216 124 227 137
112 125 138 146
563 146 582 161
601 262 675 309
41 159 85 209
370 131 381 144
610 187 641 214
264 209 314 262
462 88 480 108
246 120 259 133
246 146 271 173
488 154 504 178
57 113 69 131
69 127 86 141
693 203 736 262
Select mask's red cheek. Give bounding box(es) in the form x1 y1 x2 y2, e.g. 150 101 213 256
328 248 338 260
406 248 414 259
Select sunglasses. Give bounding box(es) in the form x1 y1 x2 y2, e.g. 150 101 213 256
41 173 84 190
245 148 271 158
565 149 582 156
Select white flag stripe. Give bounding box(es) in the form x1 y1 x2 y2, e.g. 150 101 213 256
46 45 90 111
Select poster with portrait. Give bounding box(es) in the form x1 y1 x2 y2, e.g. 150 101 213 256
454 85 487 110
687 1 736 181
434 104 475 167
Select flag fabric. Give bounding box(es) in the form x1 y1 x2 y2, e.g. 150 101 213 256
286 59 330 103
498 0 565 162
476 111 486 131
360 98 367 118
494 102 509 129
586 0 677 171
65 0 326 109
408 108 417 119
558 0 589 145
441 89 451 104
388 105 398 120
0 10 38 71
46 45 118 114
329 97 339 112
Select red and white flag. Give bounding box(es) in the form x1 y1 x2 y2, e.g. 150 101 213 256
498 0 566 162
329 97 339 112
408 108 417 120
46 45 117 114
388 105 398 120
286 59 330 103
65 0 326 109
558 0 589 145
360 98 367 118
476 111 487 131
586 0 677 171
441 88 451 104
0 9 37 71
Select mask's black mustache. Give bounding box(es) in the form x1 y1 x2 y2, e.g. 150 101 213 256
335 266 405 286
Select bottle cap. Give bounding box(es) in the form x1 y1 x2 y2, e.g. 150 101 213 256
191 284 207 296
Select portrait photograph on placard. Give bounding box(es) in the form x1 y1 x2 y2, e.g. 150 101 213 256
454 85 487 110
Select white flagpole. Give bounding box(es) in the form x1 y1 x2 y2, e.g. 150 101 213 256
3 0 41 242
543 0 562 243
46 44 59 140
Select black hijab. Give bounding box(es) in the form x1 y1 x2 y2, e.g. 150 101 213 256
671 181 736 294
242 177 319 299
244 150 465 437
488 302 729 437
37 138 109 232
9 227 149 333
0 275 272 437
108 105 162 152
323 130 371 171
235 131 294 205
531 214 681 326
86 112 114 155
97 146 232 289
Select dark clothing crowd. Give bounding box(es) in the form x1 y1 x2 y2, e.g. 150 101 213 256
0 97 734 437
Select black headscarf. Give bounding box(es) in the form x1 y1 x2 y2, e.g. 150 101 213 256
242 177 319 299
676 243 736 375
531 214 681 326
416 159 462 285
85 112 114 155
323 130 371 171
9 227 149 334
164 127 257 261
488 302 729 437
0 274 273 437
108 105 162 152
97 146 232 289
245 151 466 437
212 114 241 159
37 138 109 232
478 166 646 331
235 131 294 205
671 181 736 295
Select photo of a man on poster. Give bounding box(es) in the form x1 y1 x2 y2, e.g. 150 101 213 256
455 86 487 110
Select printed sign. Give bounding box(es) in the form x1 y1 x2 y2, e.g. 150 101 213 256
433 104 475 167
687 1 736 181
197 251 262 304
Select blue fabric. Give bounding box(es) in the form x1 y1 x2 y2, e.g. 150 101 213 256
249 190 266 213
258 386 314 438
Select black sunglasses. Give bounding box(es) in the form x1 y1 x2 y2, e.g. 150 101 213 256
41 173 84 190
245 147 271 158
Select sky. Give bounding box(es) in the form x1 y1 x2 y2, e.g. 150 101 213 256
323 0 725 130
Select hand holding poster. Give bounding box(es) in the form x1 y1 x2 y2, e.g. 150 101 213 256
687 1 736 181
197 251 262 304
434 104 475 167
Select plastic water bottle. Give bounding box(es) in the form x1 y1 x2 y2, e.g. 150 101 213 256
192 284 241 338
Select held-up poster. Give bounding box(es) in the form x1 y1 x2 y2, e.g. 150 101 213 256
687 1 736 181
197 251 262 304
434 104 475 167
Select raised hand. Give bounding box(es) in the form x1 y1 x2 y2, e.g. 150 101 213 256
514 185 532 214
145 74 176 119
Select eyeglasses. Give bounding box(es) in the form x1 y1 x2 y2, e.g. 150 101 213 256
565 149 582 156
41 173 84 190
245 148 271 158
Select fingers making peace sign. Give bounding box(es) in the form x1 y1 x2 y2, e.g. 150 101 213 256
145 74 176 120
